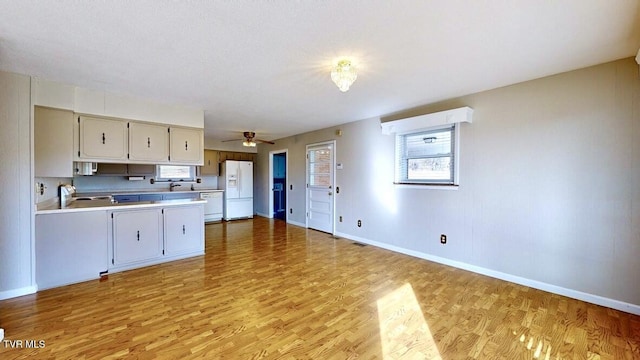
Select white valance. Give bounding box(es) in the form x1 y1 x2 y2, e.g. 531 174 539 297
380 106 473 135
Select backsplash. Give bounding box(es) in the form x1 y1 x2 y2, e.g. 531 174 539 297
35 177 73 204
72 175 218 194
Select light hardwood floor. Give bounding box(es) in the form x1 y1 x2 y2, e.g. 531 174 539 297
1 217 639 359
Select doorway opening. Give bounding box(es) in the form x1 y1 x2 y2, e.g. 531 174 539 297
269 150 288 221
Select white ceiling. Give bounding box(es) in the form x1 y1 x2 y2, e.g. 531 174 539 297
1 1 639 142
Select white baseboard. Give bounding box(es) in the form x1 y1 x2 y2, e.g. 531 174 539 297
0 285 37 301
255 212 271 218
335 232 640 316
287 219 306 228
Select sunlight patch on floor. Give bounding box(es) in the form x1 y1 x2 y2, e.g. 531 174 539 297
377 283 441 359
514 330 553 360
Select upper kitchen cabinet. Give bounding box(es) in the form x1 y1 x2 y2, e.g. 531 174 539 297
240 152 256 162
78 115 128 162
128 122 169 163
35 107 74 177
199 150 219 176
169 127 203 165
219 151 256 163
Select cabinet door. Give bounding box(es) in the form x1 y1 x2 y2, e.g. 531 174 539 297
139 194 163 201
96 163 128 176
129 122 169 162
128 164 156 176
164 206 204 256
35 107 74 177
112 209 163 266
170 127 203 164
163 192 199 200
79 116 128 161
200 150 219 175
113 195 140 203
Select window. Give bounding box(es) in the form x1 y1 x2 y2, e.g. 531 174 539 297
155 165 196 182
395 124 458 185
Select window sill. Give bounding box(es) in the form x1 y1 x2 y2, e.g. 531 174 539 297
393 182 459 190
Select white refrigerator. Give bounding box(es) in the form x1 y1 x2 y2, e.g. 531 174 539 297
219 160 254 220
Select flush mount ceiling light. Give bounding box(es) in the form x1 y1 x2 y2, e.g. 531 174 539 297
331 59 357 92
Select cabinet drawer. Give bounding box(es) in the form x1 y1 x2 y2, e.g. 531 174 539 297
113 195 140 203
163 193 199 200
139 194 163 201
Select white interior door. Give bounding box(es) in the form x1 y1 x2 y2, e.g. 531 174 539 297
306 142 335 233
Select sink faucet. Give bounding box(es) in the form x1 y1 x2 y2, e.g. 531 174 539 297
170 183 182 191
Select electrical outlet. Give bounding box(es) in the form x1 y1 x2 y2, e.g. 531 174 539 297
290 208 293 214
339 216 343 222
357 219 362 227
440 234 447 244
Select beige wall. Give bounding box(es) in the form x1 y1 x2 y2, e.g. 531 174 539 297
256 58 640 312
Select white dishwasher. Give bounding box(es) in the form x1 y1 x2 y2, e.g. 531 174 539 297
200 191 223 222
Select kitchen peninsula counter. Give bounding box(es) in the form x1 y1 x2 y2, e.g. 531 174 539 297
36 198 206 214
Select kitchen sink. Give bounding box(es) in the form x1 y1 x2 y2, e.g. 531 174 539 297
74 196 114 201
67 198 117 208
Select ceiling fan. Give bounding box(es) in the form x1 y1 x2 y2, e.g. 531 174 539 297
222 132 274 147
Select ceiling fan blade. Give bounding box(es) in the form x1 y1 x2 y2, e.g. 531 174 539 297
256 139 275 145
221 139 243 142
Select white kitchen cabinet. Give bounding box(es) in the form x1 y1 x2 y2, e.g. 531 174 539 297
34 106 74 177
36 211 109 290
112 209 163 266
128 122 170 163
169 127 204 164
199 149 219 176
164 205 204 256
79 115 128 161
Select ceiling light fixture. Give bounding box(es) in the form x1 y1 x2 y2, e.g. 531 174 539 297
242 140 256 147
331 59 357 92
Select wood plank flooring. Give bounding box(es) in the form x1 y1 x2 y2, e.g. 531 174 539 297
1 217 639 359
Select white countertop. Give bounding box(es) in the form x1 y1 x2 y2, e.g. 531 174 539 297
77 188 223 197
37 198 207 215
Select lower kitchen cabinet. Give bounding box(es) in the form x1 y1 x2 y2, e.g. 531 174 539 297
112 209 163 266
109 203 204 272
36 211 109 290
164 206 204 256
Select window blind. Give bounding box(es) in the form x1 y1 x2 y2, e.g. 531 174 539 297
396 124 455 184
